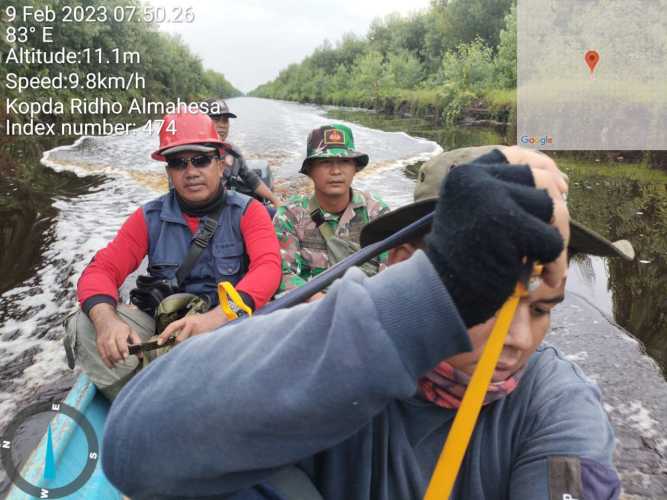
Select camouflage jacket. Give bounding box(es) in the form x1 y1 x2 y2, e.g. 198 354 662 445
274 189 390 292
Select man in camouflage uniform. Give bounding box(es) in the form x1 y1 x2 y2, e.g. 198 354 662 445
274 124 390 293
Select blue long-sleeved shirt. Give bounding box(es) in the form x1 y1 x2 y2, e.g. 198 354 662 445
102 251 619 499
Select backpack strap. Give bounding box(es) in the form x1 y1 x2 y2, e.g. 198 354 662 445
174 200 226 288
308 195 336 241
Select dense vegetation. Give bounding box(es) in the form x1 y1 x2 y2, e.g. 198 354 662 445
0 0 241 127
251 0 516 124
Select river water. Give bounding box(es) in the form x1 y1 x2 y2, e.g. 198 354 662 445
2 97 667 493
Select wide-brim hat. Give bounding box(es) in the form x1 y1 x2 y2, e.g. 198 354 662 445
300 124 369 174
360 145 635 261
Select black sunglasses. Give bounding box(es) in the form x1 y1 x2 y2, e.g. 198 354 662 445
166 154 218 171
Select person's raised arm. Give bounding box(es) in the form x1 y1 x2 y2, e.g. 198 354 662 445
103 252 471 498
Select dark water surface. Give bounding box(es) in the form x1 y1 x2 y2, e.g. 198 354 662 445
0 137 104 295
329 109 667 378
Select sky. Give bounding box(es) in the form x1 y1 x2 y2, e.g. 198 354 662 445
147 0 432 93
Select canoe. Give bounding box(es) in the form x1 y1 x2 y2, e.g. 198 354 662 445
4 211 425 499
5 159 274 499
4 373 321 500
5 374 123 499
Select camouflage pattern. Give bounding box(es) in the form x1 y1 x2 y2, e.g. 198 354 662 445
300 124 369 174
274 188 391 292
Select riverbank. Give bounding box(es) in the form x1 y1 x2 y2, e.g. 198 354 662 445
315 88 515 128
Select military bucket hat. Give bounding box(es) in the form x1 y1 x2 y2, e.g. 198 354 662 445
300 124 369 174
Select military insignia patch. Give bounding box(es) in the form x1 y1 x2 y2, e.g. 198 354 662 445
324 128 345 146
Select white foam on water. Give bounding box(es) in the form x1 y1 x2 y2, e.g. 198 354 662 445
615 401 660 438
564 351 589 362
0 340 66 431
228 98 441 178
0 170 157 432
657 438 667 455
353 144 443 209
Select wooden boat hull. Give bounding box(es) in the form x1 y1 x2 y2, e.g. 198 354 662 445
6 374 123 499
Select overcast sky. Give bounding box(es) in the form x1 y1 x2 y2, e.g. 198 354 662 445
148 0 431 93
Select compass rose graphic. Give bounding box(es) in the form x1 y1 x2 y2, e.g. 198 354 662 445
1 401 99 498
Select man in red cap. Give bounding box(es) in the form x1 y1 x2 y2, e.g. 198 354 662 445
64 111 281 400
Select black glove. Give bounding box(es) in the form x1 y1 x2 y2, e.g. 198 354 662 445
425 163 563 327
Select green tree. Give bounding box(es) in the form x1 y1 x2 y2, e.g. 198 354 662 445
335 33 368 67
494 5 517 88
441 38 496 94
2 0 241 126
351 50 391 104
248 0 515 120
202 70 243 98
386 50 423 89
443 0 514 48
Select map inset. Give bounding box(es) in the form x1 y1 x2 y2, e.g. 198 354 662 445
517 0 667 150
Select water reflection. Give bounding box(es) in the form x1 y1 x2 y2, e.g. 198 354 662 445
0 137 102 295
567 254 614 318
326 109 512 148
565 173 667 375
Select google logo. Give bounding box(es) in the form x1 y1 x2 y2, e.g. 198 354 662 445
520 135 553 146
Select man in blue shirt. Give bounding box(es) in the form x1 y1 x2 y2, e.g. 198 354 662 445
102 146 630 499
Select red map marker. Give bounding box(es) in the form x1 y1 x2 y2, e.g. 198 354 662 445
585 50 600 73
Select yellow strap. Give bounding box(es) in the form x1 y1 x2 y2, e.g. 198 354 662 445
424 283 526 500
217 281 253 321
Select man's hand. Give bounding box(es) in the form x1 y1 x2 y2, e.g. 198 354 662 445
483 147 570 290
89 304 142 369
424 162 568 327
498 147 570 289
157 308 228 346
499 145 569 188
530 166 569 289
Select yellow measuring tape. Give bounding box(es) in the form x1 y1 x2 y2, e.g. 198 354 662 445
217 281 253 320
424 265 541 499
